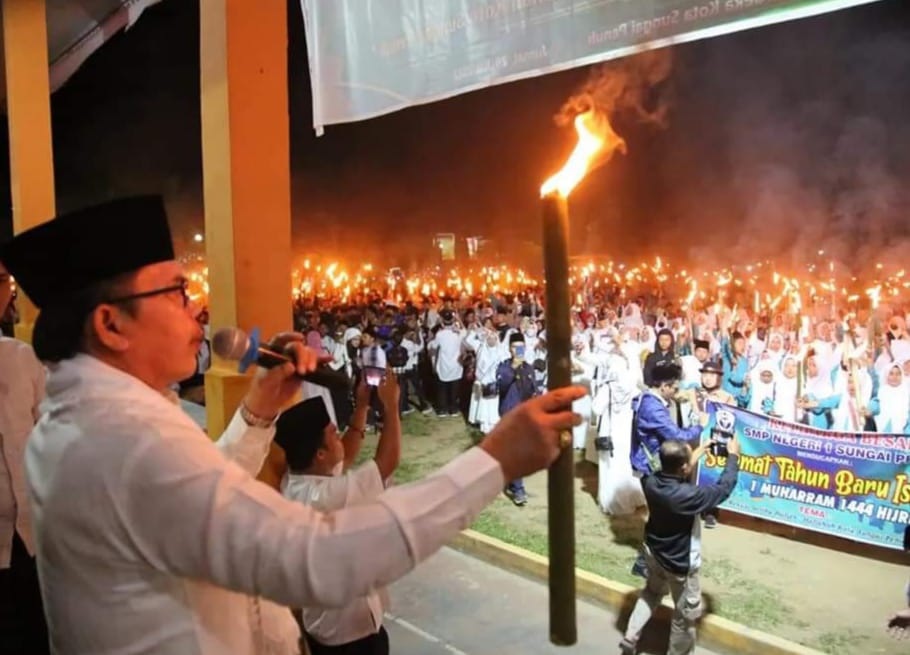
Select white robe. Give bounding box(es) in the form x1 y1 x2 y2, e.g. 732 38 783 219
27 354 504 655
773 357 800 424
570 351 594 449
467 337 505 433
589 351 643 515
748 361 778 415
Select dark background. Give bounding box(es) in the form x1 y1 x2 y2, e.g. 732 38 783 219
1 0 908 272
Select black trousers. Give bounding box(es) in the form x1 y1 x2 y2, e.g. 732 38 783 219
401 369 428 411
305 626 389 655
436 380 459 415
0 533 49 655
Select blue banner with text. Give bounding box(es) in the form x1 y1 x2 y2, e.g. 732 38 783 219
696 402 910 550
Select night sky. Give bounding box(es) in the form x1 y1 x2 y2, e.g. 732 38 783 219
1 0 908 272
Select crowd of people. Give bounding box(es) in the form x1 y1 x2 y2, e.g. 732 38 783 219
181 287 905 515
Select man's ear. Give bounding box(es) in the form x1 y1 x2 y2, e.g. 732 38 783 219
89 304 131 353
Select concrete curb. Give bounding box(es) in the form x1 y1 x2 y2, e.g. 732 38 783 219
449 530 825 655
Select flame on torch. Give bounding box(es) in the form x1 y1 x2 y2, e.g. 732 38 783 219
540 111 626 198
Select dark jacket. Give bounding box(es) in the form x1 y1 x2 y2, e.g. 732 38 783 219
496 360 537 415
642 329 676 387
643 454 739 575
630 392 703 476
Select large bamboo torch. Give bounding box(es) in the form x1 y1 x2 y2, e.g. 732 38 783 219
540 110 623 646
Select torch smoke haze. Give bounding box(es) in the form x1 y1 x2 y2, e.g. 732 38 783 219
212 327 251 361
653 20 910 275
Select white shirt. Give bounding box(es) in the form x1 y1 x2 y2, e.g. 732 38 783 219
28 354 504 655
0 336 44 568
428 327 465 382
283 462 388 645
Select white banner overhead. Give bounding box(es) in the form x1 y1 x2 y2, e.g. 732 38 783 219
299 0 882 133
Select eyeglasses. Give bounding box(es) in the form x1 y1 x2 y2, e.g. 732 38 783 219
106 279 190 308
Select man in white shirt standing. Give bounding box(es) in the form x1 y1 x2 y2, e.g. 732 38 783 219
277 374 400 655
428 309 465 417
0 196 586 655
0 258 48 655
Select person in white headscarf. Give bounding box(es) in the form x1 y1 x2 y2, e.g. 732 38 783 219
590 330 644 515
763 331 786 368
466 327 506 434
774 355 801 423
342 327 362 379
831 359 875 432
811 321 842 374
748 360 778 416
874 362 910 434
799 352 842 430
638 326 657 364
622 300 643 329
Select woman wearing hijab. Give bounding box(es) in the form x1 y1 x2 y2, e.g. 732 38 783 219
721 329 751 409
873 362 910 434
798 352 842 429
831 358 876 432
590 329 643 515
466 327 506 434
763 331 786 368
773 356 801 423
748 360 778 416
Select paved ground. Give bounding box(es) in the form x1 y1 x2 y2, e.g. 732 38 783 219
384 547 722 655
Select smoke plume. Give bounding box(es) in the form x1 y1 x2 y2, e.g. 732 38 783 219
654 9 910 276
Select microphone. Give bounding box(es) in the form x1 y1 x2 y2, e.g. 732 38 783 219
212 327 348 390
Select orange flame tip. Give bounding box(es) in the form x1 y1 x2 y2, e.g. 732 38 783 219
541 111 625 198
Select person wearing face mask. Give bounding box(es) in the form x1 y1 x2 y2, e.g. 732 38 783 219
276 376 400 655
497 333 539 506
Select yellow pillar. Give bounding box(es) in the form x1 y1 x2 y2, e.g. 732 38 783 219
2 0 56 343
200 0 292 436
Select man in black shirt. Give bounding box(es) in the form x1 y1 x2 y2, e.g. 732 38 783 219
620 437 740 655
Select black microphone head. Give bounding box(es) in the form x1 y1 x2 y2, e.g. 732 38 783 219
212 327 250 361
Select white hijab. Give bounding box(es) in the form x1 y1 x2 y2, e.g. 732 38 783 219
748 360 778 414
831 365 873 432
875 363 910 433
805 357 835 400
